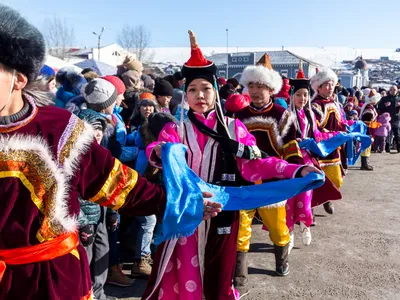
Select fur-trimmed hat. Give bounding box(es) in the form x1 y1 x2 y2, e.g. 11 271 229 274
240 65 283 94
0 4 46 81
310 68 338 92
83 78 117 112
365 89 381 105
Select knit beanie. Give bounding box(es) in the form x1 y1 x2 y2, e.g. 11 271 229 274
154 78 174 97
77 109 108 132
122 70 141 89
0 4 45 82
102 75 126 95
83 78 117 112
218 77 227 85
148 112 177 138
40 65 55 79
117 56 143 75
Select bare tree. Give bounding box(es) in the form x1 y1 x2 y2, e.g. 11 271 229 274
118 24 152 62
43 17 75 60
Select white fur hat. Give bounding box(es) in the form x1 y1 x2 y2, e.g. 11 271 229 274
240 65 283 95
310 68 338 92
365 89 381 105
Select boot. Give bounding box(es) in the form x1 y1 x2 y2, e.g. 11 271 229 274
274 244 290 276
234 252 249 295
106 265 134 287
131 257 152 278
360 156 373 171
323 202 334 215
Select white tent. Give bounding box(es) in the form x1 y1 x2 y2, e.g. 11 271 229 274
45 55 82 72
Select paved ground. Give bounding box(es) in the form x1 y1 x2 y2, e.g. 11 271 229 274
106 152 400 300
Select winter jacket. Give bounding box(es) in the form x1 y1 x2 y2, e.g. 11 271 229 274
102 109 138 163
378 95 400 126
55 86 81 109
375 114 392 137
170 88 185 116
78 198 101 227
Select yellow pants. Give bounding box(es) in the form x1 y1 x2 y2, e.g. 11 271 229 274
361 146 371 157
322 165 343 189
237 206 290 252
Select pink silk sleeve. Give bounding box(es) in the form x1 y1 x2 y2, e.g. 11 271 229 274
234 119 303 181
146 122 180 168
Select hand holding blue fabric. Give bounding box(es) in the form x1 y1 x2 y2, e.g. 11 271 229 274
159 143 325 241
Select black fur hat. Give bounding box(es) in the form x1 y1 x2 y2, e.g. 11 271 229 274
0 4 46 81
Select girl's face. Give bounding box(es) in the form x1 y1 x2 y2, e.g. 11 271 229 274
94 128 104 144
294 88 309 109
140 105 154 118
187 79 216 113
157 96 171 107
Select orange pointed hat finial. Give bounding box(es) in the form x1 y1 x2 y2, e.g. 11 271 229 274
256 53 273 70
184 30 212 67
296 59 305 79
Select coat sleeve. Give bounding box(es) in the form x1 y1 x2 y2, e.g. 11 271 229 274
279 111 303 164
77 140 166 218
234 119 303 182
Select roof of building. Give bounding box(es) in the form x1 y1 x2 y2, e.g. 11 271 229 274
207 50 321 67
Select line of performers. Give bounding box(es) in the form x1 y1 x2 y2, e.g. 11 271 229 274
0 5 373 300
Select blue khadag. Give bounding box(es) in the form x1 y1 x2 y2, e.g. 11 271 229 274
159 143 325 242
298 121 371 165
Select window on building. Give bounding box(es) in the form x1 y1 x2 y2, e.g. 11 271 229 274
281 69 288 77
232 57 237 62
238 57 243 62
219 70 226 78
243 57 249 62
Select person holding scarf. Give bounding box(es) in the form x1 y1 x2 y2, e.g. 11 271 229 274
287 64 340 249
310 68 347 214
0 6 222 300
234 54 304 287
142 31 319 300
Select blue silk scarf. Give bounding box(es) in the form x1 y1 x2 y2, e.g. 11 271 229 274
298 121 371 165
160 143 325 241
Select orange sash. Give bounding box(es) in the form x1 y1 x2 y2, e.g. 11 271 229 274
0 232 78 282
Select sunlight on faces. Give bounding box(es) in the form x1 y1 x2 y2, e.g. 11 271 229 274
248 82 272 108
0 64 27 116
186 79 216 113
140 104 154 118
317 81 335 98
116 94 125 106
94 129 103 144
0 64 15 108
294 88 309 109
157 96 172 107
389 85 398 96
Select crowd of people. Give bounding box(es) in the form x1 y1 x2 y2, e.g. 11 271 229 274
0 4 394 300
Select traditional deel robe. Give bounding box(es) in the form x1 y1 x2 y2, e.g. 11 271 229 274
234 101 302 250
142 110 301 300
0 96 166 300
286 108 341 230
311 95 347 188
360 103 380 158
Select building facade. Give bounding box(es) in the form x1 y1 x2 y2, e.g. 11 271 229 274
207 50 321 80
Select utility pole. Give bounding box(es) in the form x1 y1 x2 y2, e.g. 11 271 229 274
93 27 105 61
226 29 229 79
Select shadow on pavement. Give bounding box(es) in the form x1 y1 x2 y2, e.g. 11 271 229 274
248 266 277 277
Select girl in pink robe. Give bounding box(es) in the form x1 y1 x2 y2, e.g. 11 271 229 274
141 31 319 300
286 75 337 249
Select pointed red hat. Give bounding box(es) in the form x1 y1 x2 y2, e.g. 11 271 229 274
181 30 217 91
296 59 306 79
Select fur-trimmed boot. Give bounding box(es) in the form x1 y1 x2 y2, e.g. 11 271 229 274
360 156 373 171
234 252 249 295
274 244 290 276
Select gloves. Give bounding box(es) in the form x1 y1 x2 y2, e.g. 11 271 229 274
79 224 95 247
